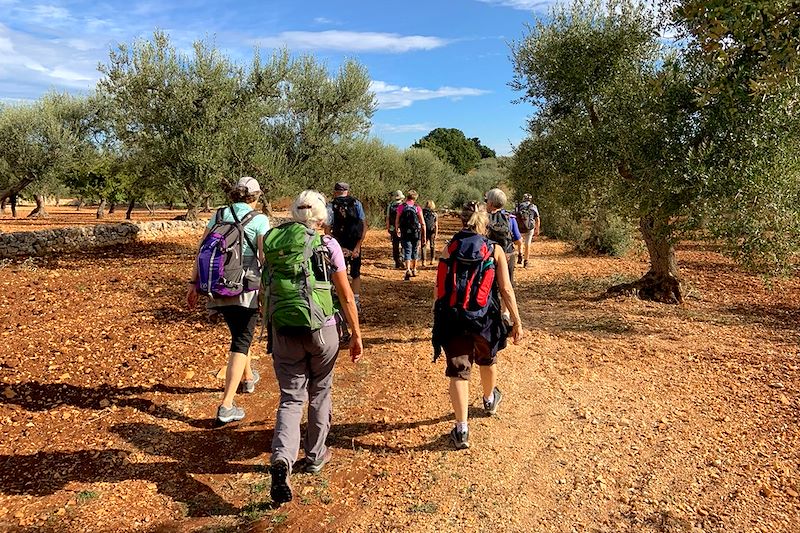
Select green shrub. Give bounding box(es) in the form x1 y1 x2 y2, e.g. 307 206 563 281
579 214 636 257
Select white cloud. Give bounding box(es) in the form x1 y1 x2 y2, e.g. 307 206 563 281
313 17 337 25
476 0 557 10
370 80 489 109
253 30 448 53
30 4 71 21
373 122 432 134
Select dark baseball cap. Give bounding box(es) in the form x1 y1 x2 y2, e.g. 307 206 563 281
334 182 350 192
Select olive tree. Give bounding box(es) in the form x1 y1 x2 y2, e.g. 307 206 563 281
510 0 800 302
0 94 91 218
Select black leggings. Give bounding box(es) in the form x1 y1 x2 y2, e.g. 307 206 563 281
218 306 259 353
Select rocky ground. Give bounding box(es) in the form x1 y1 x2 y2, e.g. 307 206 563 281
0 207 798 532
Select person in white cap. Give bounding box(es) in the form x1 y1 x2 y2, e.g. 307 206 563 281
187 176 270 424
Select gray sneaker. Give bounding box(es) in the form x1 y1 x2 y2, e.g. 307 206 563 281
304 448 332 474
483 387 503 416
241 369 260 394
270 459 293 504
450 427 469 449
216 403 245 424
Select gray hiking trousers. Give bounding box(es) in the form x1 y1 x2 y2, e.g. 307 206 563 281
270 324 339 468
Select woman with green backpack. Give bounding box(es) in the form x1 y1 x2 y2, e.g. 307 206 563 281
261 190 363 505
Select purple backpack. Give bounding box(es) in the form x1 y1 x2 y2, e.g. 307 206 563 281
196 207 259 297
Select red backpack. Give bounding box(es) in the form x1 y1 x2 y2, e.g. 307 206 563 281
434 231 497 324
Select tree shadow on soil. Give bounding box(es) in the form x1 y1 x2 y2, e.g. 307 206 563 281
34 241 196 270
0 382 217 424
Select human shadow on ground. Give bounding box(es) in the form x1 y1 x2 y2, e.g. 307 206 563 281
327 408 487 454
0 420 272 516
0 411 471 516
0 382 217 424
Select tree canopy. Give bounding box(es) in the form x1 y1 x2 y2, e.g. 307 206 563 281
509 0 800 302
412 128 482 174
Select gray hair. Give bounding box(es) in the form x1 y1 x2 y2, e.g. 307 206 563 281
291 190 328 228
485 188 507 209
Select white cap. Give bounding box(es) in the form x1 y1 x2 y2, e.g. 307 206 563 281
237 176 261 194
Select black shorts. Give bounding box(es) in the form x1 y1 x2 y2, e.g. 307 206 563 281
345 254 362 279
444 334 495 380
218 306 259 353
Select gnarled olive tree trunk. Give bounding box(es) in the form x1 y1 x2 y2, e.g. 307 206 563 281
96 199 107 219
126 198 136 220
607 214 683 303
27 194 49 218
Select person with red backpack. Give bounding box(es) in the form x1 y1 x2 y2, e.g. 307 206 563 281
394 190 427 281
432 201 523 450
187 176 270 425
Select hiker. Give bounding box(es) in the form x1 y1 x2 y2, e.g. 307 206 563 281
514 193 540 268
485 188 522 284
395 189 426 281
432 201 523 450
186 176 270 424
421 200 439 267
264 190 363 505
386 190 404 269
328 182 366 312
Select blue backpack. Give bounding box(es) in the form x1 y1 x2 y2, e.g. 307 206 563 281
196 207 259 297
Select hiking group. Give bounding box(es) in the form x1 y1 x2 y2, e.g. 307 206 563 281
187 177 538 505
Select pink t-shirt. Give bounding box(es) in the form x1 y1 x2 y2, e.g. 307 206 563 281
395 201 422 218
324 235 346 273
323 236 346 326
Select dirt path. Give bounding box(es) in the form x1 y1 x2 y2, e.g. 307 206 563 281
0 211 798 532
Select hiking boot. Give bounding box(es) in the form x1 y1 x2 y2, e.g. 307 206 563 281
523 259 529 268
517 255 523 265
411 269 418 277
270 459 293 505
483 387 503 416
241 369 260 394
304 448 332 474
216 403 245 424
450 426 470 450
404 270 412 281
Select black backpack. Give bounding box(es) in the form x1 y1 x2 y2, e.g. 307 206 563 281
398 203 421 239
422 208 437 236
487 210 514 253
514 202 538 234
331 196 363 249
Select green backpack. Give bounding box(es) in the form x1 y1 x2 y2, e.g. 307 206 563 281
261 222 337 335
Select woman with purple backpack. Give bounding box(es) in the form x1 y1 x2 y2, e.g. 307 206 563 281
187 176 271 425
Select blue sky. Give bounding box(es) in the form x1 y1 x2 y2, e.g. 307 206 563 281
0 0 559 155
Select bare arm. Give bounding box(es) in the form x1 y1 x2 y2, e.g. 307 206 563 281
418 208 427 244
535 216 541 237
332 270 363 362
494 248 523 343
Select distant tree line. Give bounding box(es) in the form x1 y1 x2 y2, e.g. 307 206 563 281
0 31 506 221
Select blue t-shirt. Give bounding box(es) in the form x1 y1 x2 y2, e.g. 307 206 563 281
206 203 270 257
507 212 522 242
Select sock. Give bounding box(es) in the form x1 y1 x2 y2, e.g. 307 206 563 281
456 421 468 433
